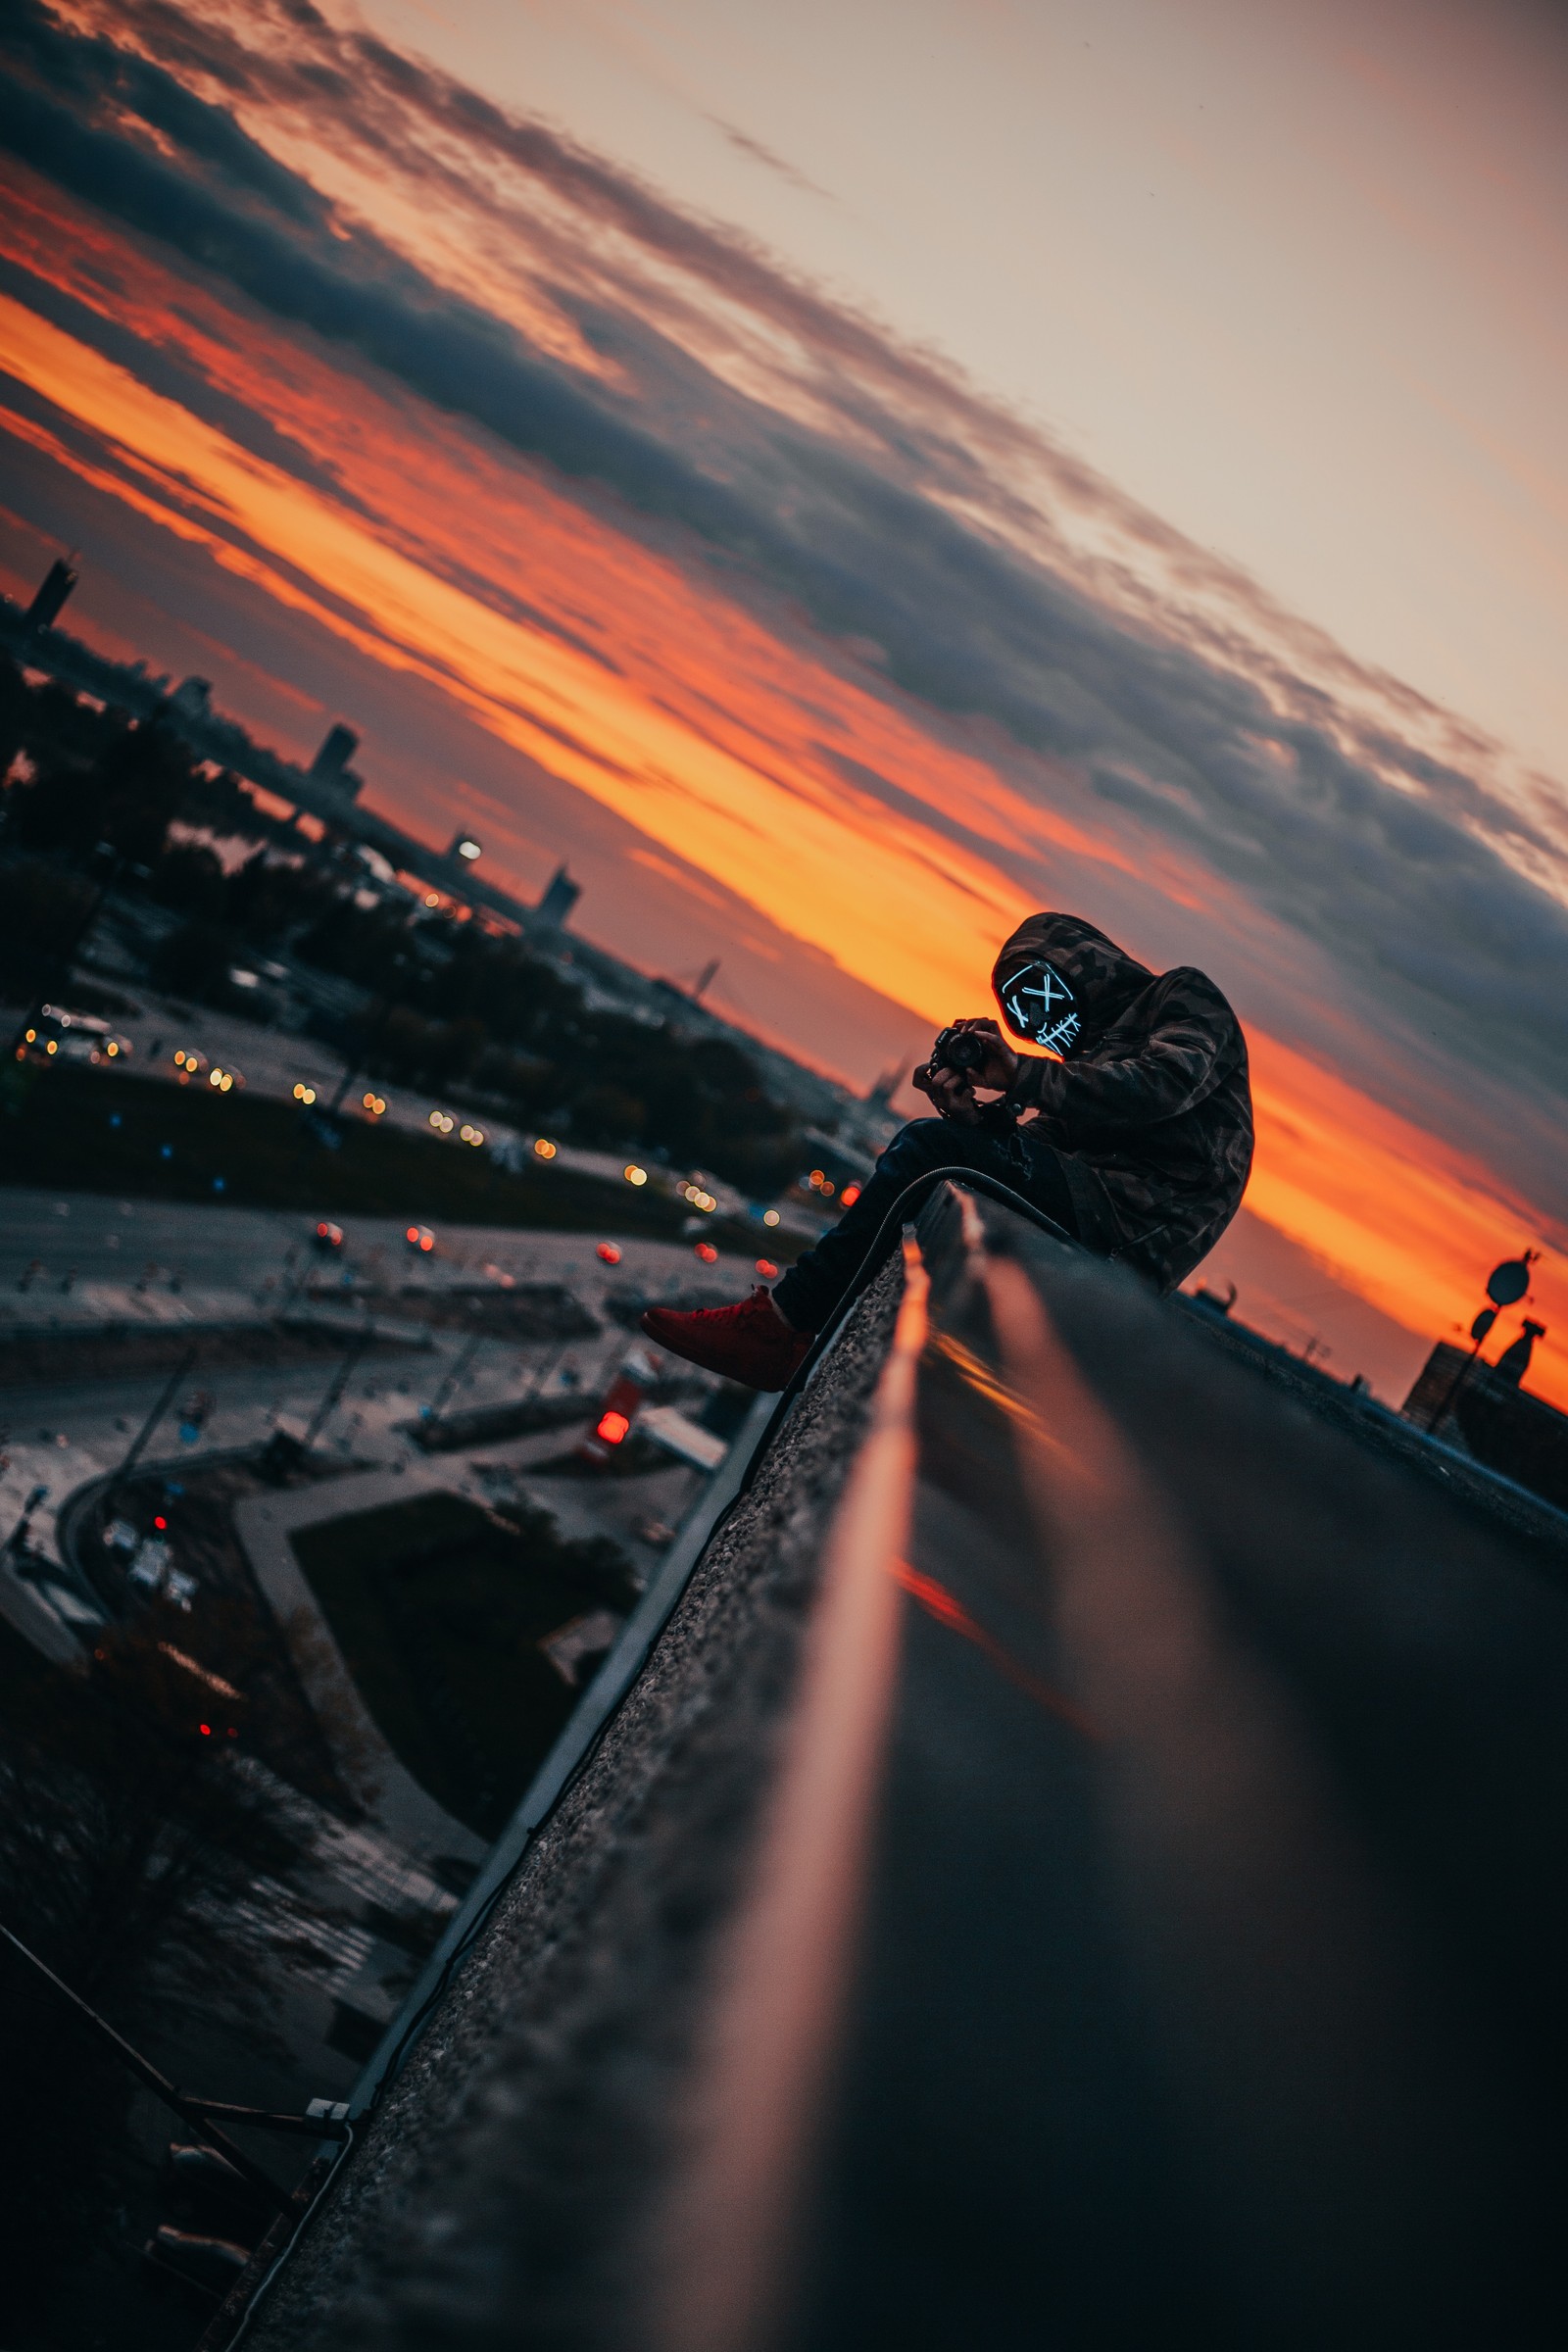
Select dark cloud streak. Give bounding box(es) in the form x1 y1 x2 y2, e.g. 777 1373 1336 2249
705 117 833 200
0 245 368 507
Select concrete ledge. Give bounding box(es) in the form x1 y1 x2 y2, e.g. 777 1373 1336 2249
245 1254 904 2349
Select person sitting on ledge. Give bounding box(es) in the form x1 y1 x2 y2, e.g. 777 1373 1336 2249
641 911 1254 1392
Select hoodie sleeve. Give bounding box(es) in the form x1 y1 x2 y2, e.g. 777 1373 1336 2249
1005 982 1231 1134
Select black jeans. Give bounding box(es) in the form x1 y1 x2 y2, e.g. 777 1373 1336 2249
772 1117 1080 1334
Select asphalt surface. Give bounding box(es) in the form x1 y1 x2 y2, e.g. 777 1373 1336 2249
0 1186 748 1296
0 1185 763 1608
23 990 554 1163
11 989 810 1224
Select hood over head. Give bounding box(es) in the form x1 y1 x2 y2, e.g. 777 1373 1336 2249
990 913 1155 1055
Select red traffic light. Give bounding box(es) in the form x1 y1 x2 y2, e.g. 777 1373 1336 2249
595 1409 631 1446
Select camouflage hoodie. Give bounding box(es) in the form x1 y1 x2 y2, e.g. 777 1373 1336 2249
991 913 1252 1292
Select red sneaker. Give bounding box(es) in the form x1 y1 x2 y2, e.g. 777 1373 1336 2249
641 1286 813 1392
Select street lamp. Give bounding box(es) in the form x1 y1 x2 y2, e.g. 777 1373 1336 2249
1426 1252 1538 1433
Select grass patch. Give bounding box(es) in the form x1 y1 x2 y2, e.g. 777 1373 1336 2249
291 1491 637 1837
0 1062 799 1254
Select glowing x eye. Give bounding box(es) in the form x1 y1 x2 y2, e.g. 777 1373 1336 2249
1004 961 1079 1049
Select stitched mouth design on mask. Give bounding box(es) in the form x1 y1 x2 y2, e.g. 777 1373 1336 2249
1001 960 1082 1054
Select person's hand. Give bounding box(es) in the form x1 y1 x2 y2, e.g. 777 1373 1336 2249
950 1017 1019 1093
913 1059 982 1125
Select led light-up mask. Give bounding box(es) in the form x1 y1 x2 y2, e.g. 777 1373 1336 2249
999 960 1083 1056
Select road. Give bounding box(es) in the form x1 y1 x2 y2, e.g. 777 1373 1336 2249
15 986 812 1224
0 1187 760 1609
0 1186 765 1295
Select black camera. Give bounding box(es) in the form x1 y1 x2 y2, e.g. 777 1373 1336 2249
929 1023 989 1076
921 1022 1018 1131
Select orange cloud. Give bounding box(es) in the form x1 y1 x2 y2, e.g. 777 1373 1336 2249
1248 1031 1567 1408
0 284 1047 1015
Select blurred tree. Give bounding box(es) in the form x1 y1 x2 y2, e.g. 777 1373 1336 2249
0 650 27 783
4 711 193 867
568 1082 648 1148
20 678 122 772
149 917 233 1003
181 765 270 840
294 897 411 988
0 858 94 1001
226 847 334 945
149 840 228 923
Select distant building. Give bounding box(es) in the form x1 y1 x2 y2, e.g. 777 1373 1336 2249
309 722 362 797
24 557 77 633
535 862 581 929
170 676 214 721
1402 1328 1568 1513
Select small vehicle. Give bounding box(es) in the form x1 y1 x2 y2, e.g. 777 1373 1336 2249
172 1047 209 1083
405 1225 436 1254
21 1005 131 1066
127 1536 173 1592
313 1221 345 1252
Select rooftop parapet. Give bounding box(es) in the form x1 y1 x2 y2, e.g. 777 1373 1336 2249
214 1187 1568 2348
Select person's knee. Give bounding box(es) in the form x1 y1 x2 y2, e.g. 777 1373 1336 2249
878 1118 952 1176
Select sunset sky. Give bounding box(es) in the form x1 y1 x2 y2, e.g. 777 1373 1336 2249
0 0 1563 1403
